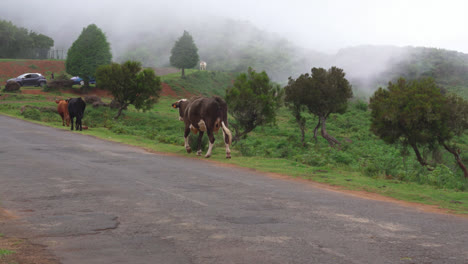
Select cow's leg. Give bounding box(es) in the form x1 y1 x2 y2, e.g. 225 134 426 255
197 131 204 156
223 130 231 159
70 117 74 130
205 130 215 158
184 127 192 153
60 113 65 126
77 117 82 131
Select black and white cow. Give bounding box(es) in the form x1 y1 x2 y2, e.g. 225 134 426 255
68 97 86 131
172 96 232 158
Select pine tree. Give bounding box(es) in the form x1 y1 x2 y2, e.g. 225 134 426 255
170 31 199 78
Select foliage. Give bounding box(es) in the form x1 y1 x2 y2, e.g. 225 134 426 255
96 60 161 119
369 78 446 168
369 77 468 178
22 107 41 120
66 24 112 86
170 31 199 78
225 67 281 141
162 70 234 96
0 19 54 59
285 67 353 146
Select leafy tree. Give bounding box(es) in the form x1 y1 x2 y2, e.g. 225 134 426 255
66 24 112 87
0 19 54 59
286 67 352 146
438 95 468 178
225 67 281 142
96 61 161 119
369 78 446 170
284 74 308 146
170 31 199 78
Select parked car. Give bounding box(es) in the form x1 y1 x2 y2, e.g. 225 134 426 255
7 73 47 87
70 76 96 85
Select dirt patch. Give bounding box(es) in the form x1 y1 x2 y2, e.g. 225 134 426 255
161 82 178 97
0 60 65 81
0 209 60 264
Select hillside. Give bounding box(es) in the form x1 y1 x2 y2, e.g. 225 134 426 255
0 59 65 83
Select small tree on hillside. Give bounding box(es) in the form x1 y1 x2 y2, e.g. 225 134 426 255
369 78 445 170
170 31 199 78
66 24 112 87
225 67 281 142
96 61 161 119
284 74 309 146
286 67 352 146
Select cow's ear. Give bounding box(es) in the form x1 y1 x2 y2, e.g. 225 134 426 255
172 103 178 108
55 99 60 104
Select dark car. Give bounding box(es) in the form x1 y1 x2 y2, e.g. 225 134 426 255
7 73 47 87
70 76 96 85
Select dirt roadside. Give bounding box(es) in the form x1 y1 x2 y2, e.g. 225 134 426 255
0 209 60 264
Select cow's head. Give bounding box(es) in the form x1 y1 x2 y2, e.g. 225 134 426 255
172 99 188 121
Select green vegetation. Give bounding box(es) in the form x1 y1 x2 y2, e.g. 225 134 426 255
0 19 54 59
162 70 234 96
226 67 282 142
370 78 468 178
170 31 199 78
285 67 353 146
0 248 15 257
96 61 162 119
66 24 112 87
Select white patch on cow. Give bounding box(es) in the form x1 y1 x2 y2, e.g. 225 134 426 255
179 116 183 121
184 136 190 149
205 141 214 158
198 119 207 132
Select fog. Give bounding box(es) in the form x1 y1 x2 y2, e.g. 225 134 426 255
2 0 467 92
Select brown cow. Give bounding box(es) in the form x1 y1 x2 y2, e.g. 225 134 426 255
172 96 232 158
55 99 70 126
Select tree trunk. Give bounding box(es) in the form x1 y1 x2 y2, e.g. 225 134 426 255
300 126 305 147
114 103 127 119
410 143 434 171
313 119 321 143
442 142 468 179
320 116 340 146
181 68 185 78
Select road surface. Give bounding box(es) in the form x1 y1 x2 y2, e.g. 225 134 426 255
0 115 467 264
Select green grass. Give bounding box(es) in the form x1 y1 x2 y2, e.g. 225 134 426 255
162 70 234 96
1 78 468 215
0 248 15 258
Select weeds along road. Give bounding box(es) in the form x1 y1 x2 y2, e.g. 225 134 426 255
0 115 467 264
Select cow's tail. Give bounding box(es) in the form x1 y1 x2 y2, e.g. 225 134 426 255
221 121 232 146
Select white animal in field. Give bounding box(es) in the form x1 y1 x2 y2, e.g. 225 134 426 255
199 61 207 70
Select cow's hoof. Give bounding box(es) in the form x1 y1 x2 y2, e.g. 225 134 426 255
186 147 192 153
204 154 211 158
226 155 231 159
197 150 202 156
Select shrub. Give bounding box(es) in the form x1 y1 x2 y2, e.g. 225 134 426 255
22 108 41 120
4 81 21 92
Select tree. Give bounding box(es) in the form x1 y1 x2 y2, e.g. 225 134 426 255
284 74 309 146
170 31 199 78
66 24 112 87
96 61 161 119
438 95 468 178
369 78 446 170
286 67 353 146
225 67 281 142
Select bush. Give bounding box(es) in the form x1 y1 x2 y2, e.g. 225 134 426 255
45 79 74 90
4 81 21 92
22 107 41 120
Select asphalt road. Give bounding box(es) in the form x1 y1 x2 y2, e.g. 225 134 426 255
0 115 467 264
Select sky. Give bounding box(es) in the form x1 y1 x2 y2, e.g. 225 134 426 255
2 0 468 54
